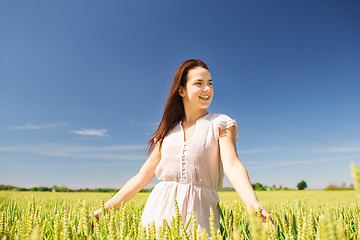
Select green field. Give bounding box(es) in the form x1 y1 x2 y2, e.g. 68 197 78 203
0 190 359 239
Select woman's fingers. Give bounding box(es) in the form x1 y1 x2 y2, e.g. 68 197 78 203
253 204 276 233
260 207 276 234
88 212 100 224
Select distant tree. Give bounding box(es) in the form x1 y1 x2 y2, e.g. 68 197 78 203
38 187 51 192
297 180 307 190
325 184 337 190
58 185 69 192
0 185 16 190
252 182 266 191
140 187 155 192
29 187 38 192
325 183 353 190
52 185 58 192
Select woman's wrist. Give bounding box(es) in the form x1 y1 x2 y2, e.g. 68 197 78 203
248 203 270 218
247 202 262 212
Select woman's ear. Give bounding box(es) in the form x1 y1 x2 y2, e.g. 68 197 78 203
178 87 185 97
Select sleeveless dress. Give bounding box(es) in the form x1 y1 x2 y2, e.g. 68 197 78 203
141 113 238 235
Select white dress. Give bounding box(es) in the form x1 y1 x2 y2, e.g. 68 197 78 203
141 113 238 234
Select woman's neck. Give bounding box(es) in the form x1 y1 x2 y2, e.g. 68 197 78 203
182 108 208 125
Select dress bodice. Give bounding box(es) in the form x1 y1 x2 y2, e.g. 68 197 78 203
155 113 238 190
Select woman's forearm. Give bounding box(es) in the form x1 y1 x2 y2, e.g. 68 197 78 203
92 144 161 218
224 159 260 211
95 173 148 215
106 174 142 209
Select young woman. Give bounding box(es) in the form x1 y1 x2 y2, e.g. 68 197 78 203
91 59 274 235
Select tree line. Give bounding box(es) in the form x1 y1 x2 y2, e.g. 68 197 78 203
0 181 354 192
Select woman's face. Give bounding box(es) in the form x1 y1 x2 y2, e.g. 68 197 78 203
179 67 214 111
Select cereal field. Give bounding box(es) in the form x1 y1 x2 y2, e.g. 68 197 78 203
0 165 359 239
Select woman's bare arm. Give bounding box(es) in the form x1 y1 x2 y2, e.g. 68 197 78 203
91 143 161 218
219 126 275 229
218 126 261 211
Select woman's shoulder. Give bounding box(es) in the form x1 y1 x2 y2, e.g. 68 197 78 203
210 113 236 123
209 113 239 140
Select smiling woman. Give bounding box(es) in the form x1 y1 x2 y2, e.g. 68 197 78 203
147 59 211 152
90 59 275 237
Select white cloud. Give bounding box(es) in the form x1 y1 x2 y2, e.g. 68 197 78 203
0 143 146 153
314 143 360 153
71 129 108 136
318 147 360 153
248 155 360 169
238 148 278 154
12 122 68 130
41 152 146 160
0 162 144 169
0 143 147 160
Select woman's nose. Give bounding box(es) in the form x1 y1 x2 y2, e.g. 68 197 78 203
204 85 211 92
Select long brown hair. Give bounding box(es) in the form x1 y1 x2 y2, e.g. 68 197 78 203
147 59 209 154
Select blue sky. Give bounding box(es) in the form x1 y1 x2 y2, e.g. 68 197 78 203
1 1 359 190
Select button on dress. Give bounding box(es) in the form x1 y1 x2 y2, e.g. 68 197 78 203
141 113 238 234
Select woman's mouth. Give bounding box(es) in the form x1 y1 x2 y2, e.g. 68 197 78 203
199 95 210 101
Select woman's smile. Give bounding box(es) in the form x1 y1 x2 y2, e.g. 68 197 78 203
199 95 210 101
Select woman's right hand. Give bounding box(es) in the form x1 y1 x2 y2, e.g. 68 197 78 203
256 204 276 233
89 209 101 223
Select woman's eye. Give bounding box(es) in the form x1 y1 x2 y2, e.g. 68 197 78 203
209 82 213 86
195 82 201 85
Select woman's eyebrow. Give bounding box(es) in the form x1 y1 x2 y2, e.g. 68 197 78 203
194 79 213 82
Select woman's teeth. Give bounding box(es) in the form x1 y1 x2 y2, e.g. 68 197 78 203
200 96 209 100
